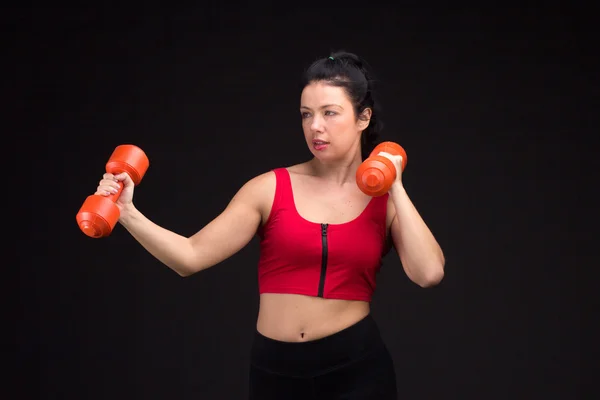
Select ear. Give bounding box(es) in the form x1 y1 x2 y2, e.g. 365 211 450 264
357 108 372 130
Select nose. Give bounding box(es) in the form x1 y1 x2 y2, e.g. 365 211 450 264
310 114 324 132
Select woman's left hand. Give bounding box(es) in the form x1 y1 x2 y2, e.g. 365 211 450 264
377 151 404 188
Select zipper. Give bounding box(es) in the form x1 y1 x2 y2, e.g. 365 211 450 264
317 223 329 297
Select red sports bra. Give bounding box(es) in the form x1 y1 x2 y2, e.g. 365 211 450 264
256 168 390 302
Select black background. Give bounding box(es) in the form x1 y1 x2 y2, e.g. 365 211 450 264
10 4 588 399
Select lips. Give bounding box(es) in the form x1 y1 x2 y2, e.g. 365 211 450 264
312 139 329 151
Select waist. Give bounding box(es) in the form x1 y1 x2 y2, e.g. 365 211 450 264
256 293 370 342
251 312 384 378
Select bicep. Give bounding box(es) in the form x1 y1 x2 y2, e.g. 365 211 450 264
187 173 272 271
386 196 399 252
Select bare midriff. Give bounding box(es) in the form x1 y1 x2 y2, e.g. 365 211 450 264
256 293 370 342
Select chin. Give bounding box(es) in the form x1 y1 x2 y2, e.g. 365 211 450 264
309 148 334 160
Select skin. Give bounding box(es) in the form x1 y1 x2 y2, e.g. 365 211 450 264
95 80 445 342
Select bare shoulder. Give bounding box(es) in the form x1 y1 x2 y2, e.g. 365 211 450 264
241 163 309 223
233 170 277 225
238 170 276 202
240 163 307 198
285 161 312 176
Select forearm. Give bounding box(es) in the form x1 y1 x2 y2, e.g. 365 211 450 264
390 184 445 287
118 204 197 277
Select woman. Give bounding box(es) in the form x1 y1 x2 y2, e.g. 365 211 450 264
95 51 445 399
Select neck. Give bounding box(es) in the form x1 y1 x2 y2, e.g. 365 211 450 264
309 152 363 186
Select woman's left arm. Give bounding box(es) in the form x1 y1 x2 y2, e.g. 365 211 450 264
381 152 445 287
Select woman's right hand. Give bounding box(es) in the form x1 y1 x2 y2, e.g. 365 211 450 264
95 172 136 212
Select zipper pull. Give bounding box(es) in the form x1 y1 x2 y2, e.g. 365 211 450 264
321 223 328 235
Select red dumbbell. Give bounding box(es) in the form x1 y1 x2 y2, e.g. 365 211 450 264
76 145 150 238
356 141 407 197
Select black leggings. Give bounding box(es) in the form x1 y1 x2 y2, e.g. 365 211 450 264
248 314 398 399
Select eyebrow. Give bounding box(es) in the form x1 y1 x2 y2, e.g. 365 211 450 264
300 104 344 110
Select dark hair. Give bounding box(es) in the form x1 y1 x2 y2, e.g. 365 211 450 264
300 51 383 160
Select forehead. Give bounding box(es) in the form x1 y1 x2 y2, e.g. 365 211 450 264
300 81 350 107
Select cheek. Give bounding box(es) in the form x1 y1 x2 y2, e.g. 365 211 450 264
333 118 360 139
302 121 312 137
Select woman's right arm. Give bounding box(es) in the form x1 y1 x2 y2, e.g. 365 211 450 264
117 171 274 277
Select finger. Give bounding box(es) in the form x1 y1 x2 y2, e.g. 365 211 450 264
378 152 403 173
114 172 128 181
115 172 134 186
377 151 393 160
99 179 122 190
103 173 115 180
95 186 117 196
98 182 120 193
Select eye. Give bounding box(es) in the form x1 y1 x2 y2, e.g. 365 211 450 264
325 110 336 116
301 112 311 119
